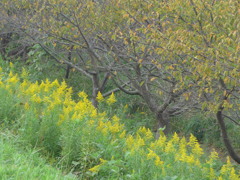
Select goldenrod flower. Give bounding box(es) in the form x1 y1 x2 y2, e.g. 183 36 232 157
78 91 88 99
24 102 30 110
147 148 157 159
107 92 116 105
96 91 104 102
229 168 239 180
155 156 164 166
119 130 126 138
112 115 120 122
89 164 101 173
208 168 216 179
126 135 134 148
172 132 179 143
206 149 218 165
145 129 154 140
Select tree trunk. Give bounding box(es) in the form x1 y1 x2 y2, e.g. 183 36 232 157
217 109 240 164
154 110 170 139
91 73 99 108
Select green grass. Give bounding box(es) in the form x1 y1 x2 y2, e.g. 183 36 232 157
0 131 76 180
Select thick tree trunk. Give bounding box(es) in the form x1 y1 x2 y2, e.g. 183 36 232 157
217 109 240 164
154 111 170 139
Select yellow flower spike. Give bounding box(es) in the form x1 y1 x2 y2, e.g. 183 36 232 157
107 92 117 105
186 154 195 164
9 62 13 68
88 120 95 126
220 164 228 175
165 140 174 153
192 142 203 156
137 127 147 135
7 75 19 84
91 109 98 118
24 102 30 110
119 130 126 139
188 134 198 147
155 156 164 166
89 164 101 173
226 156 232 166
195 159 201 167
96 91 104 102
78 91 88 99
126 135 134 149
145 129 154 140
31 94 42 103
206 149 218 165
109 123 121 134
51 79 60 87
136 134 145 147
172 132 180 143
229 168 239 180
21 68 28 78
208 168 216 179
112 115 120 122
147 148 157 160
99 158 107 164
150 135 166 150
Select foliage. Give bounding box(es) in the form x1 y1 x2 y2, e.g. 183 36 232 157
0 131 76 180
0 63 239 179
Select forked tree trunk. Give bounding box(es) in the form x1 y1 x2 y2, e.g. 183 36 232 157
217 108 240 164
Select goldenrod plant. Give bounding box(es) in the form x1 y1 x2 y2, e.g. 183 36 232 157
0 63 239 179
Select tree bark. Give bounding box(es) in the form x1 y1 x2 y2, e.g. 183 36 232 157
91 73 99 108
154 110 170 138
216 108 240 164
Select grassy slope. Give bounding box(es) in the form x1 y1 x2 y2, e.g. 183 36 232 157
0 131 76 180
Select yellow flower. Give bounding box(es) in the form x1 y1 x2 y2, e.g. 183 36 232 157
229 168 239 180
31 94 42 103
7 75 19 84
9 62 13 68
145 129 154 140
150 135 166 150
99 158 107 164
126 135 134 148
88 158 107 173
155 156 164 166
136 134 145 147
96 91 104 102
24 102 30 110
119 130 126 138
112 115 120 123
147 148 157 159
107 92 116 105
208 168 216 179
172 132 179 143
88 120 95 126
109 123 122 133
78 91 88 99
89 164 101 173
206 150 218 165
165 140 174 153
21 68 28 78
137 127 147 135
192 142 203 156
188 133 198 147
